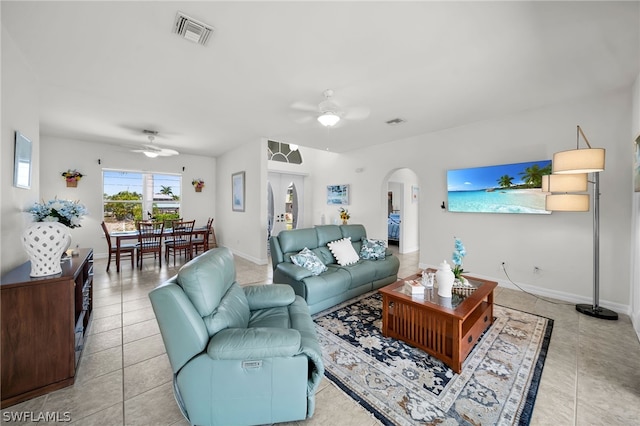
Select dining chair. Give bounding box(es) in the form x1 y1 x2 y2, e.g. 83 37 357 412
165 220 195 266
192 217 214 255
137 221 164 269
101 221 136 272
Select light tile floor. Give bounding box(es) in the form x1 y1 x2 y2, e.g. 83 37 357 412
2 247 639 425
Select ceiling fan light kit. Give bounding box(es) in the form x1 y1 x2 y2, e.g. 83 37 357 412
318 113 340 127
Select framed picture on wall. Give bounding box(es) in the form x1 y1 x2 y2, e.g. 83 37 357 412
327 184 349 205
232 171 245 212
411 185 419 203
14 131 32 189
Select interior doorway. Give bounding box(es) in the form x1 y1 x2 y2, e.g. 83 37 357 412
267 172 304 241
385 168 420 254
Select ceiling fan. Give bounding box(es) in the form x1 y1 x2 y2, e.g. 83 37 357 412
290 89 370 127
131 130 179 158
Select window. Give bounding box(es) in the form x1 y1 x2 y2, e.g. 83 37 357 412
103 170 182 232
267 140 303 164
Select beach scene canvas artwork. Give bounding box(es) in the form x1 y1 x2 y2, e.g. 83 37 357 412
447 160 552 214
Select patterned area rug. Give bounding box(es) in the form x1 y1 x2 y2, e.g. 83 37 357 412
314 292 553 425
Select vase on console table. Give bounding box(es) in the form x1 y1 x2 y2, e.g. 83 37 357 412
22 222 72 277
436 259 454 298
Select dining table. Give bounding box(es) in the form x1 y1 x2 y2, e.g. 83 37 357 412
110 225 208 271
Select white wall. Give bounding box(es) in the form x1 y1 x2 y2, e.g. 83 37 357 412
216 138 268 264
631 72 640 337
306 90 634 314
1 28 40 274
38 136 216 258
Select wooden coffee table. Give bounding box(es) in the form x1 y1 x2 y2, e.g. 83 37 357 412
379 272 497 373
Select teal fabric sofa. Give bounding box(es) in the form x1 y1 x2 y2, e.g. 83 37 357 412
270 224 400 315
149 247 324 426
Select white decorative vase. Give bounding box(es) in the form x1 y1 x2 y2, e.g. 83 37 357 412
22 222 72 277
436 259 455 298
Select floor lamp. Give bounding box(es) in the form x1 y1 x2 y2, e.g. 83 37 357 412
544 125 618 320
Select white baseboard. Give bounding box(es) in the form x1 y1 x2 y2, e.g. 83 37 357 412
417 262 630 316
633 311 640 342
228 247 268 265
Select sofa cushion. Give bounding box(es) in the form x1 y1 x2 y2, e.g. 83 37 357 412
360 238 387 260
202 284 250 336
249 305 291 328
315 225 343 246
303 268 351 305
339 261 378 289
327 237 360 266
372 255 401 280
279 228 319 254
291 248 328 276
177 246 237 317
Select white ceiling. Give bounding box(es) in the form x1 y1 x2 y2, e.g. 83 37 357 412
2 1 639 157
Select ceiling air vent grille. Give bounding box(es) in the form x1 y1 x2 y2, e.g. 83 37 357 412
174 12 213 46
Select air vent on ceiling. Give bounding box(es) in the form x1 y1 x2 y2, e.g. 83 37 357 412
174 12 213 46
386 118 406 126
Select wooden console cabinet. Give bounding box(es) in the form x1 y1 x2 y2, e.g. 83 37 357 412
1 248 93 408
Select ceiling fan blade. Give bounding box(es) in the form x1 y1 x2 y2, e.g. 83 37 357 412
290 101 318 112
157 148 179 156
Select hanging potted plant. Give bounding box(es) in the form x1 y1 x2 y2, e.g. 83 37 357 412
61 169 83 187
192 179 205 192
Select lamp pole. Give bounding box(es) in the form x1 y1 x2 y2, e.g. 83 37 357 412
575 172 618 320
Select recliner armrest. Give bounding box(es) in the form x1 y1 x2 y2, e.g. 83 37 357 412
275 262 314 281
207 327 301 360
244 284 296 310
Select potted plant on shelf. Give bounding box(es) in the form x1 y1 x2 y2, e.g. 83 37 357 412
192 179 205 192
61 169 83 187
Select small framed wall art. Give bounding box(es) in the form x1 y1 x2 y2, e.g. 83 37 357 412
327 184 349 205
232 171 245 212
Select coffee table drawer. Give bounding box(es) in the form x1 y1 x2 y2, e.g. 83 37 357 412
460 301 492 361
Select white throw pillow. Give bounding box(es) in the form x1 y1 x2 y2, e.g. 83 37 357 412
327 237 360 266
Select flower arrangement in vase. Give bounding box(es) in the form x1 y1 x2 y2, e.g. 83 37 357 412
23 199 87 277
452 237 470 286
27 198 88 228
61 169 83 187
192 179 205 192
339 207 350 224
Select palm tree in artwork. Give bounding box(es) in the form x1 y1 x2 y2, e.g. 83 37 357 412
519 164 551 188
497 175 514 188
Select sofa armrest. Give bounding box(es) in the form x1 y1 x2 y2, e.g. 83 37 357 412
244 284 296 310
207 327 301 360
149 281 209 374
275 262 314 281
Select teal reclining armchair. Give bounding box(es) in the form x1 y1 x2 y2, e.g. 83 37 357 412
149 247 324 426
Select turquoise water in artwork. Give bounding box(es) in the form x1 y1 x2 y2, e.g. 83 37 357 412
448 189 550 214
